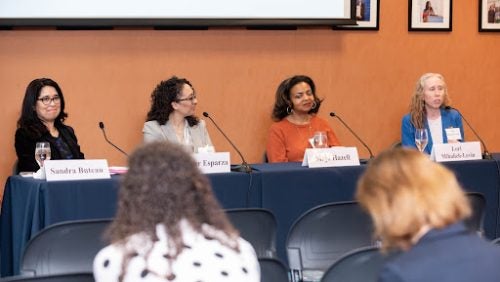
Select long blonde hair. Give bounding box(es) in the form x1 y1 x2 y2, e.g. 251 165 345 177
356 148 470 251
409 73 450 129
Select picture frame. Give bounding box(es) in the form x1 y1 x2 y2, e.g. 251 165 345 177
479 0 500 31
409 0 452 31
334 0 380 30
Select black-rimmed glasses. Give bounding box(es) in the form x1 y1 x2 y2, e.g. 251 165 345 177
37 96 61 105
176 94 197 103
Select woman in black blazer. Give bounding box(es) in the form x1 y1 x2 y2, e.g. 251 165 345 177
15 78 84 173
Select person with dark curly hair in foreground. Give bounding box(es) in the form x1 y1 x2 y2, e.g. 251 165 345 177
93 142 259 282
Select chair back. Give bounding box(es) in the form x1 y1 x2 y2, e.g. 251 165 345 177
0 273 94 282
259 258 290 282
491 237 500 245
286 201 375 281
465 192 486 235
320 246 383 282
226 208 277 258
21 219 112 276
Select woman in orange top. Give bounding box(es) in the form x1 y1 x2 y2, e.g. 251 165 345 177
266 75 340 162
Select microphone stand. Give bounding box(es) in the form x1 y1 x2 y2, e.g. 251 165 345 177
98 122 129 157
329 112 374 162
202 112 253 173
446 107 492 160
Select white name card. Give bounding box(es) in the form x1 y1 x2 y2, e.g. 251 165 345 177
431 141 482 162
302 147 360 168
44 159 111 181
193 152 231 174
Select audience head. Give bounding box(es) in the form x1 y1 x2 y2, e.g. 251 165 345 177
107 141 238 254
356 148 471 251
272 75 322 121
146 76 199 126
17 78 68 134
409 72 450 128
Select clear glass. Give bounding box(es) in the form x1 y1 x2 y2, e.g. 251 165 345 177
313 131 328 148
414 128 428 153
35 142 51 167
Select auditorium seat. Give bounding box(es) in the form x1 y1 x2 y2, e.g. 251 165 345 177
259 257 290 282
320 246 383 282
225 208 278 258
286 201 375 282
0 273 94 282
20 219 111 276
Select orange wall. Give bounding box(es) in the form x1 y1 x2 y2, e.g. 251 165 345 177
1 1 499 199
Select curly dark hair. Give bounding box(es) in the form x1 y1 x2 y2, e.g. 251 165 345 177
106 141 239 281
271 75 322 121
17 78 68 138
146 76 199 127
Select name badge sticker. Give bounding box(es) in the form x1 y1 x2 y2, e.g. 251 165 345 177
445 127 462 141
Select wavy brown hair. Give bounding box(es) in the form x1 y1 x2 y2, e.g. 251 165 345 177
146 76 199 127
356 148 470 252
409 73 450 129
271 75 323 121
106 141 239 281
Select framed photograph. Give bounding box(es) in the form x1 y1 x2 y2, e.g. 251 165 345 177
334 0 380 30
479 0 500 31
409 0 452 31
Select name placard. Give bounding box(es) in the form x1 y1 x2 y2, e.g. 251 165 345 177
431 141 482 162
302 147 360 168
44 159 111 181
193 152 231 174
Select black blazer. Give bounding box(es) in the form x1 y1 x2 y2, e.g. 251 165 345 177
379 222 500 282
15 124 85 173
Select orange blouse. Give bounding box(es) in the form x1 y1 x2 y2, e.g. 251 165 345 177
266 115 341 163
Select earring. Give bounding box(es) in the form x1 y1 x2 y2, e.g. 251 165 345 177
311 101 317 109
286 106 293 115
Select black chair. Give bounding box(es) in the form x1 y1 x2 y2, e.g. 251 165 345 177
465 192 486 236
491 237 500 245
225 208 278 258
20 219 112 276
320 246 383 282
0 273 94 282
286 201 375 282
259 258 290 282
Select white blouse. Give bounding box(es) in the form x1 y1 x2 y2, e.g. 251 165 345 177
93 220 260 282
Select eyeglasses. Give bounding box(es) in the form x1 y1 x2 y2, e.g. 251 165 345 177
38 96 61 105
176 94 197 103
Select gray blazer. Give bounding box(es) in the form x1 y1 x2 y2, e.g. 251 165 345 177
143 119 213 153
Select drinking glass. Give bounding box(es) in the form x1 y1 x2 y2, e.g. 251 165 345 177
313 131 328 148
35 142 51 167
414 129 428 153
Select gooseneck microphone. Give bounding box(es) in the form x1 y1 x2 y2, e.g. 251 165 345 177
445 106 492 160
202 112 252 173
329 112 374 160
98 122 129 157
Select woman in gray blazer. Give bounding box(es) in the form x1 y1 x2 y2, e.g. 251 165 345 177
143 76 213 152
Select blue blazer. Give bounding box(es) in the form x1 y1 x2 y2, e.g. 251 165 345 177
401 108 464 154
379 223 500 282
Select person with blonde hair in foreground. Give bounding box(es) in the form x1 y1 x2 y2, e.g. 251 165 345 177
93 142 259 282
356 148 500 282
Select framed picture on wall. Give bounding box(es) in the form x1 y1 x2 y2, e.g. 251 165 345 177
479 0 500 31
334 0 380 30
409 0 452 31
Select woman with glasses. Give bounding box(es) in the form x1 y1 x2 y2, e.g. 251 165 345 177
143 76 213 153
15 78 84 173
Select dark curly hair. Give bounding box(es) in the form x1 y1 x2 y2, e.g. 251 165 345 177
146 76 199 127
17 78 68 138
271 75 322 121
106 141 239 281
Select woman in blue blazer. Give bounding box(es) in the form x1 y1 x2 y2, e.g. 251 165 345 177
357 148 500 282
401 73 464 154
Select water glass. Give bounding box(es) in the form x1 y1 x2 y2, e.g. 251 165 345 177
35 142 51 167
313 131 328 148
414 129 428 153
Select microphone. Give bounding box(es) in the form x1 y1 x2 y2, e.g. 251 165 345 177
202 112 252 173
445 106 492 160
98 122 129 157
329 112 374 161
